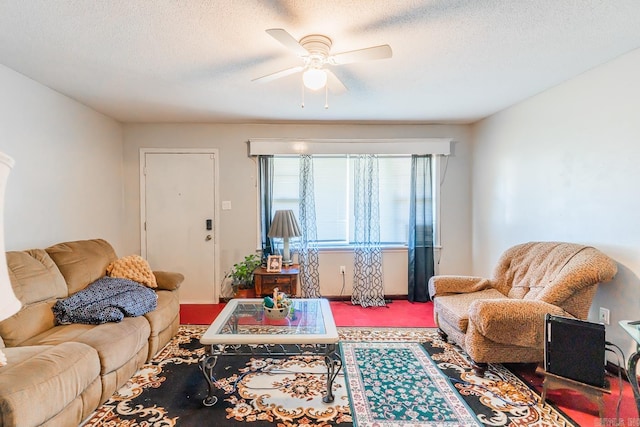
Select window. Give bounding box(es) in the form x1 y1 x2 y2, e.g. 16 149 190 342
270 155 436 247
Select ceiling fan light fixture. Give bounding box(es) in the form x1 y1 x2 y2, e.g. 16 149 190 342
302 68 327 91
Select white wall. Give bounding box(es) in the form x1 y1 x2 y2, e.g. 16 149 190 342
472 48 640 359
0 64 125 251
122 123 472 297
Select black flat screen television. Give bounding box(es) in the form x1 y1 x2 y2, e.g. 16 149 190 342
544 314 606 388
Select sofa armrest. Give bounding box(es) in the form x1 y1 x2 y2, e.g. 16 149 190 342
468 299 569 348
153 271 184 291
428 275 493 299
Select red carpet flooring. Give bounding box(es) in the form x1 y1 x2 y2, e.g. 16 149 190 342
180 299 435 327
327 299 434 327
180 299 639 426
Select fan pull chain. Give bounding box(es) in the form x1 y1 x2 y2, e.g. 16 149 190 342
301 81 305 109
324 85 329 109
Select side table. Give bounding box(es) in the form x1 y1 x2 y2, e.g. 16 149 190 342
619 320 640 416
253 264 299 297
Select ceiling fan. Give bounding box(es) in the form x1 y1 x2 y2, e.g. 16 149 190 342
252 28 393 94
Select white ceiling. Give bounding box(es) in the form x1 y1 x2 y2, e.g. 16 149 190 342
1 1 639 124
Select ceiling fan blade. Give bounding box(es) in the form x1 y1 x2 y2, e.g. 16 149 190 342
265 28 308 56
331 44 392 65
325 69 347 94
252 66 304 83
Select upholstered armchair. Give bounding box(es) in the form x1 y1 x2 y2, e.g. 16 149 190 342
428 242 617 376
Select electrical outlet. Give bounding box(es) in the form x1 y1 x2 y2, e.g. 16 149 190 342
339 265 346 275
599 307 610 325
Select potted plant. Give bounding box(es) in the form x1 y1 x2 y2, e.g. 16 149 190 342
229 253 261 298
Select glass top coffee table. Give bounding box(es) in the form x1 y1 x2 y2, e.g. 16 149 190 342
199 298 341 406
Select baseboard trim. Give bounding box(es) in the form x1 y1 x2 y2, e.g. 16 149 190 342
219 294 415 303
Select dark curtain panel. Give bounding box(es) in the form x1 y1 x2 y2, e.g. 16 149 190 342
408 155 435 302
258 156 274 263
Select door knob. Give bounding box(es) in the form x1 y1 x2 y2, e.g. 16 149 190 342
205 235 212 241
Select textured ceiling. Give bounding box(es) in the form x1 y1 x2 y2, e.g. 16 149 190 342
1 0 639 123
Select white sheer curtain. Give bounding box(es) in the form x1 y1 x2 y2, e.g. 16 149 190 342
352 155 385 307
298 155 321 297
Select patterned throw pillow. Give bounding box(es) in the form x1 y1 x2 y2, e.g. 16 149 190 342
107 254 157 288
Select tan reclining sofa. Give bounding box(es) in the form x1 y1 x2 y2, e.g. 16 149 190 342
0 239 183 427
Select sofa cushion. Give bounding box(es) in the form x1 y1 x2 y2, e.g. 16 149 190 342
144 289 179 359
0 250 68 346
45 239 118 295
0 342 101 427
434 288 506 333
145 289 179 337
6 249 68 303
0 300 58 348
21 316 150 377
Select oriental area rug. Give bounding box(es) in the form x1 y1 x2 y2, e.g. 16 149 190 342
81 326 577 427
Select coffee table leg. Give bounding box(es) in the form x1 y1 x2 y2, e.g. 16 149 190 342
199 353 219 406
323 344 342 403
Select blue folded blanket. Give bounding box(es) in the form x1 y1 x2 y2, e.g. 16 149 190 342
53 276 158 325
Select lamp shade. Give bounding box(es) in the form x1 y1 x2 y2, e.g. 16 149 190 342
0 152 20 322
268 210 302 239
268 210 301 266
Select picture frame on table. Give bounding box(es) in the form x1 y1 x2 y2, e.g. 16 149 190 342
266 255 283 272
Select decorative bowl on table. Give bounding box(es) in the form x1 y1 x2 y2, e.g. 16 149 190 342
262 288 291 320
263 305 289 320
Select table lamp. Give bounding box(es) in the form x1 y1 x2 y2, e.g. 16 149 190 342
0 152 21 366
267 210 302 266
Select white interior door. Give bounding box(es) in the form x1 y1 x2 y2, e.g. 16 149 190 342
141 150 218 303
